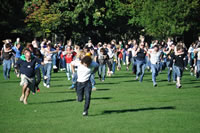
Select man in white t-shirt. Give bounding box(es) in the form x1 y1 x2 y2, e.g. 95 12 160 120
72 56 98 116
148 45 162 87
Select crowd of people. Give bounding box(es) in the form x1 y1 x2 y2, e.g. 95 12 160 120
1 35 200 116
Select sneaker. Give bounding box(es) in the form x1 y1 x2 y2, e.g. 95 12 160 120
92 86 96 91
44 76 48 80
68 85 75 89
53 65 57 69
37 89 40 92
43 83 47 87
46 85 50 88
101 80 105 82
20 96 24 102
153 83 157 87
135 76 138 80
82 111 88 116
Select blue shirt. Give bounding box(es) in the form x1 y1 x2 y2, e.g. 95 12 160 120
16 57 42 78
12 46 22 58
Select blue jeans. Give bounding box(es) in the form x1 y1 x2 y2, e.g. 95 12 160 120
196 60 200 78
52 54 57 66
66 63 72 80
90 74 96 87
136 60 146 82
3 59 12 79
123 51 126 64
98 64 106 80
174 65 183 78
76 80 92 112
112 61 116 74
151 63 160 84
43 63 52 85
166 61 176 81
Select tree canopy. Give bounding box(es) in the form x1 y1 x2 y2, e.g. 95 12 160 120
1 0 199 44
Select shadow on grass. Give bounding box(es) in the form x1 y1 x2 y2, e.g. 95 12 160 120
101 106 175 115
96 88 110 91
44 90 76 94
96 82 120 85
30 97 112 105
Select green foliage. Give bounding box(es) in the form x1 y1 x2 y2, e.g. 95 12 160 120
22 0 200 41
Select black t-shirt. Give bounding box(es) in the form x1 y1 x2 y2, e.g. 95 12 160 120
2 49 14 60
136 49 146 61
173 53 185 68
16 57 41 78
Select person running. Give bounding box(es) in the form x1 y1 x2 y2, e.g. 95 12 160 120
134 42 147 82
72 56 98 116
1 42 15 80
97 48 108 82
173 44 186 88
41 43 58 88
148 45 162 87
16 49 43 104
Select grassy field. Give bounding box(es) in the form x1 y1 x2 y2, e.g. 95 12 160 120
0 66 200 133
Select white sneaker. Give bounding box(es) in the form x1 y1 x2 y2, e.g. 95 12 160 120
43 83 47 87
53 65 57 69
46 85 50 88
44 76 48 80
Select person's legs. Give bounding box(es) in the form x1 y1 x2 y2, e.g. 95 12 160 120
7 59 11 79
102 64 106 81
66 63 71 80
35 68 41 91
3 60 8 79
20 83 28 102
140 62 146 82
151 64 156 86
46 63 52 87
112 61 116 74
83 81 92 115
76 82 84 102
136 60 141 79
23 88 30 104
197 60 200 78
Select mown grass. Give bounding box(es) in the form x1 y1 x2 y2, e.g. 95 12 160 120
0 66 200 133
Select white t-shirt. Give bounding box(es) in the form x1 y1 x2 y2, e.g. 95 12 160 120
195 48 200 60
76 61 98 82
149 50 161 64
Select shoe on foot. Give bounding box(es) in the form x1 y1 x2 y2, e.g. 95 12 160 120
82 111 88 116
92 86 96 91
153 83 157 87
43 83 47 87
46 85 50 88
44 76 48 80
37 89 40 92
53 65 57 69
68 85 75 89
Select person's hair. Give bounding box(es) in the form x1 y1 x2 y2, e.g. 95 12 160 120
76 50 85 59
100 48 105 53
47 43 52 48
35 49 42 58
22 48 31 55
153 45 159 49
5 43 11 48
177 44 183 51
81 56 92 67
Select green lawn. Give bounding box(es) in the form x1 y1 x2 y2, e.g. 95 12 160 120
0 66 200 133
